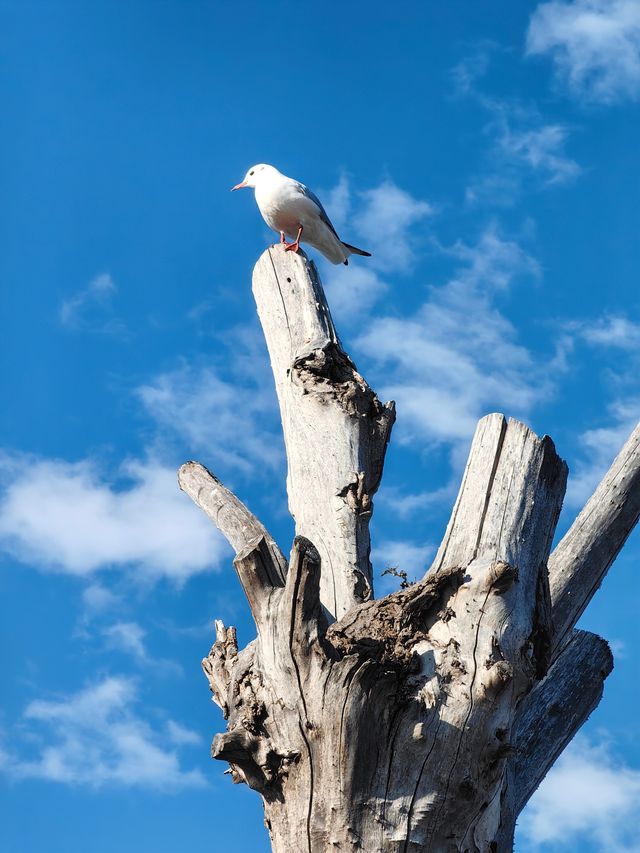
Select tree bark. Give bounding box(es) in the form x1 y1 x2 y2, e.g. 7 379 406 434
181 245 639 852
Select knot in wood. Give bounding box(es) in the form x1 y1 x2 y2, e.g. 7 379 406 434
292 342 378 419
338 472 371 515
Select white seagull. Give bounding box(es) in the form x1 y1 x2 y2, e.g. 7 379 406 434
231 164 371 266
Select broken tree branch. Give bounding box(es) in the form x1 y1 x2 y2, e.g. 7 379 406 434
429 414 567 578
495 629 613 849
178 460 287 585
548 422 640 653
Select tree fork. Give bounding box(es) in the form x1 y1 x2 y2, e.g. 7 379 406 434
181 245 640 852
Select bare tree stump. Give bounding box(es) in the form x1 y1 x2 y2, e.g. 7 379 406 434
180 246 639 852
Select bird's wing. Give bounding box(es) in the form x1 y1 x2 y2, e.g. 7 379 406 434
296 183 341 241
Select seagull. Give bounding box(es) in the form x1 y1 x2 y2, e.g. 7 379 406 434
231 164 371 266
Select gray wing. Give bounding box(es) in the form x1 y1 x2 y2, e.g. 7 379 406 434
297 183 341 240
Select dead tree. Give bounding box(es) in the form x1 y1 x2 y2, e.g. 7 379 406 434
179 247 640 852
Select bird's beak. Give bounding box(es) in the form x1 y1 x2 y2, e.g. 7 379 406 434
230 181 248 191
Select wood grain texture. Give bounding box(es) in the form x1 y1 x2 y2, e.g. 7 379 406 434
199 411 569 852
180 249 639 852
495 629 613 849
252 246 394 620
548 422 640 653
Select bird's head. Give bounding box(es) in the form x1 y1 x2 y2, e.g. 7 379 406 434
231 163 279 191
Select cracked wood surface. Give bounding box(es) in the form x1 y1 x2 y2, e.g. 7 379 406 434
180 247 639 852
198 414 571 851
252 246 395 620
548 422 640 655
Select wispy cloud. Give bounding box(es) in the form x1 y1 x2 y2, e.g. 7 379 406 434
527 0 640 103
355 226 549 449
495 122 581 186
565 398 639 507
59 273 126 335
0 454 227 582
450 45 493 94
323 264 389 323
519 734 640 851
372 539 435 576
453 53 580 203
559 312 640 506
0 677 205 790
321 177 433 325
137 360 283 475
103 621 148 661
571 314 640 351
467 111 580 205
379 483 455 519
82 582 120 613
353 182 434 272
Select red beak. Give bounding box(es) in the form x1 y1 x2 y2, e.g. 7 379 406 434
231 181 248 191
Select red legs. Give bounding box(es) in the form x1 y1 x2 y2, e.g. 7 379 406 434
284 226 303 254
275 226 302 253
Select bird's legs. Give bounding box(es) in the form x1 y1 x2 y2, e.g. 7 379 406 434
279 231 286 244
284 226 303 254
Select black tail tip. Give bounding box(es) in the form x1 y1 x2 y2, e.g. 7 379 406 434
342 242 372 258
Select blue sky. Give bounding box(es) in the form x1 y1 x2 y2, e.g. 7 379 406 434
1 1 639 851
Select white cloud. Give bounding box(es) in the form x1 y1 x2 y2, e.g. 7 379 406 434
354 181 433 272
527 0 640 103
519 735 640 851
320 177 433 324
324 265 389 324
565 398 639 507
1 677 205 790
453 51 580 203
103 621 148 661
321 175 433 273
380 483 455 519
574 314 640 350
355 227 548 448
372 539 436 594
0 453 228 582
166 720 201 746
137 362 282 474
465 104 580 204
82 582 120 613
496 122 581 186
372 539 435 576
451 48 493 94
59 273 126 334
560 314 640 506
322 173 351 231
466 113 580 204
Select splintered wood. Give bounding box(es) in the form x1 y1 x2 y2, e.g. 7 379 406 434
181 245 639 852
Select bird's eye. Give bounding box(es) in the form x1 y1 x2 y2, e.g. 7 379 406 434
249 170 254 176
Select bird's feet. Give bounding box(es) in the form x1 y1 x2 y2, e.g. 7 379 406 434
283 226 303 253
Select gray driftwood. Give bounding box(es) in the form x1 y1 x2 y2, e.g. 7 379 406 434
180 245 639 852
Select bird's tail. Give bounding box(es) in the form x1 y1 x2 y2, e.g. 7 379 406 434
342 242 372 257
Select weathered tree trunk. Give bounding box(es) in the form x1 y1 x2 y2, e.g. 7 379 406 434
180 247 640 852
